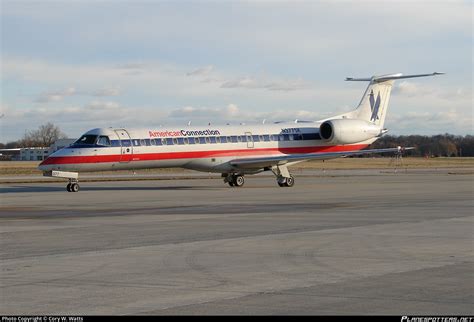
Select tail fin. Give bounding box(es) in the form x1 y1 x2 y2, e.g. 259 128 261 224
346 72 444 128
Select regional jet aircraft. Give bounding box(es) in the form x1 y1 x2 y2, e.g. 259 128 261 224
38 72 443 192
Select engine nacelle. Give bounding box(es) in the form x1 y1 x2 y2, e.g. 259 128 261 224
319 119 381 144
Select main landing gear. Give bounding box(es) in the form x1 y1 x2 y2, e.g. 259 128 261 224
272 164 295 188
222 164 296 188
223 174 245 187
277 175 295 187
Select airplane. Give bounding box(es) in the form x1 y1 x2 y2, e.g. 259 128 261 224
38 72 443 192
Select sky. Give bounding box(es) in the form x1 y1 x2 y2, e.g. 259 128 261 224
1 0 472 142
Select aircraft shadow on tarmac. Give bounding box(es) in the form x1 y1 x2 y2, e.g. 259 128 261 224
0 185 200 193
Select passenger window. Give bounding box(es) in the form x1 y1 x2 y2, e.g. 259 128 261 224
195 137 200 144
263 135 270 142
132 139 140 146
177 138 184 145
167 138 174 145
237 136 243 142
199 137 206 144
205 137 211 144
210 137 216 144
183 138 189 144
252 135 260 142
220 136 227 143
270 135 278 141
121 139 131 147
231 136 238 143
283 134 290 141
144 139 151 146
226 136 232 142
259 135 264 141
215 137 220 143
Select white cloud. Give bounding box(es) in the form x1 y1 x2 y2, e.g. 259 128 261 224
86 101 120 110
168 103 327 124
220 76 308 92
393 81 471 101
186 65 214 76
91 87 121 97
35 87 76 103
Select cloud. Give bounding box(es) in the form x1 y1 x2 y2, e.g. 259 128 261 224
393 81 471 101
169 104 239 119
220 77 308 92
91 87 121 97
388 108 473 135
86 101 120 110
186 65 214 76
168 103 326 124
35 87 76 103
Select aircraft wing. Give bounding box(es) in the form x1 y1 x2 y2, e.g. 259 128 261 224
230 147 413 169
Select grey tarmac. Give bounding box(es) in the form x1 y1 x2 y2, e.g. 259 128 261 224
0 169 473 315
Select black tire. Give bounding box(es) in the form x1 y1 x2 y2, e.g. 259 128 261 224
66 183 71 192
285 176 295 187
228 181 235 187
71 183 80 192
233 175 244 187
277 177 286 187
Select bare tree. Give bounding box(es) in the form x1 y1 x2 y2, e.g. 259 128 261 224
19 122 67 147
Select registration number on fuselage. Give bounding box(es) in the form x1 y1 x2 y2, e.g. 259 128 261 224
281 128 301 134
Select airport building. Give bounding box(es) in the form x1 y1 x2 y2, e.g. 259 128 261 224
10 138 76 161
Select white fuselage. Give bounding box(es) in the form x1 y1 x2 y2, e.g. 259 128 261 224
38 123 373 174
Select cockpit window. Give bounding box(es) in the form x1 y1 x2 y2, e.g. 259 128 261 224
75 135 98 145
97 136 111 146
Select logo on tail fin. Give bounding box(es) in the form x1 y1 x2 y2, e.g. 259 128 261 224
369 90 381 122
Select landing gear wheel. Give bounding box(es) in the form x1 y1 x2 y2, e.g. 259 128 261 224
70 183 80 192
66 183 72 192
277 176 295 187
277 177 286 187
232 175 245 187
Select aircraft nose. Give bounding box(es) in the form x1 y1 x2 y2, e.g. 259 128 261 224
38 157 55 171
38 159 50 172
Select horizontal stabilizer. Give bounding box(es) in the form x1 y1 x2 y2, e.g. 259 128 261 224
346 72 444 83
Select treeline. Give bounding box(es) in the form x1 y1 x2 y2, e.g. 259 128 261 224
369 134 474 157
1 122 66 149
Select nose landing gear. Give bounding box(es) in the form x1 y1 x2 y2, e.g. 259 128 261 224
43 170 81 192
66 181 80 192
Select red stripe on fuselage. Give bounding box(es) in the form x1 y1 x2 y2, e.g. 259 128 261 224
40 145 368 165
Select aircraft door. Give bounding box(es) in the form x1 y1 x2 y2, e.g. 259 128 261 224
114 129 133 162
245 132 254 148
